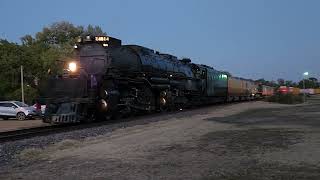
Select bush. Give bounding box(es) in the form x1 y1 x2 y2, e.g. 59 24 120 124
266 93 304 104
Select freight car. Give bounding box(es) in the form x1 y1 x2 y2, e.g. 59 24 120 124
256 85 275 97
279 86 301 95
289 87 301 95
227 77 258 101
41 35 232 124
315 89 320 94
278 86 289 94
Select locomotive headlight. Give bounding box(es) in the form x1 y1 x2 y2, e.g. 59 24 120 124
68 62 77 72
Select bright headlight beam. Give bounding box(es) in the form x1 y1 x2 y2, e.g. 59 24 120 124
68 62 77 72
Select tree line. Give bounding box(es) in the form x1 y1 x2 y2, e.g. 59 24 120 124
256 78 320 89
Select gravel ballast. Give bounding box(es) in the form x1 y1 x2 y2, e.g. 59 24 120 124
2 100 319 179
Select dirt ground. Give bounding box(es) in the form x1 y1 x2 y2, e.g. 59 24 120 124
1 98 320 180
0 119 48 132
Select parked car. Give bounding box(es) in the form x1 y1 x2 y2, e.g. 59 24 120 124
0 101 37 120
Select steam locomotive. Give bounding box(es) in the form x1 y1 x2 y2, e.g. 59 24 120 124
41 35 270 124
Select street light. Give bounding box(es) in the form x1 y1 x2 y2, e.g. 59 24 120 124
303 72 309 103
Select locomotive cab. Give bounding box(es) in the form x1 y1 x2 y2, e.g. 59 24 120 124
75 35 122 75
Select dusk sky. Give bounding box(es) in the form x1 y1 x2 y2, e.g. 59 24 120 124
1 0 319 82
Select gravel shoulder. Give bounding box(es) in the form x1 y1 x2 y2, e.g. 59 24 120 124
1 100 320 180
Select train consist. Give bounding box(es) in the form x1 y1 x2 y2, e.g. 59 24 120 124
41 35 274 124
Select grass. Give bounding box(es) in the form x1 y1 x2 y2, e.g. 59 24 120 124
18 148 45 161
266 93 304 104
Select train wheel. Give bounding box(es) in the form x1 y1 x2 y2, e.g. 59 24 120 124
136 87 156 112
159 97 169 112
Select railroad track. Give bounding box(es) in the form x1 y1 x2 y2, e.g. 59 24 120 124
0 116 138 143
0 119 123 143
0 125 75 143
0 101 255 143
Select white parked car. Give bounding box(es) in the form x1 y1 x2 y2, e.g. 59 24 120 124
0 101 37 120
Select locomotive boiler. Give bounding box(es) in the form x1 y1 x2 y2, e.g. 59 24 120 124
42 35 229 124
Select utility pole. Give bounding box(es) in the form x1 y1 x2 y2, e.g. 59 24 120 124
303 72 309 103
21 65 24 103
303 78 306 103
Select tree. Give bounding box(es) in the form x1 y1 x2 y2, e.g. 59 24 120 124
32 21 106 47
34 21 82 46
21 35 35 46
309 77 318 83
291 82 298 87
277 78 285 86
255 78 278 87
85 24 106 36
284 80 293 87
298 77 319 89
0 39 24 100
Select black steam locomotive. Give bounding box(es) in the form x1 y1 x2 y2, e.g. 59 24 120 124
41 35 235 124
